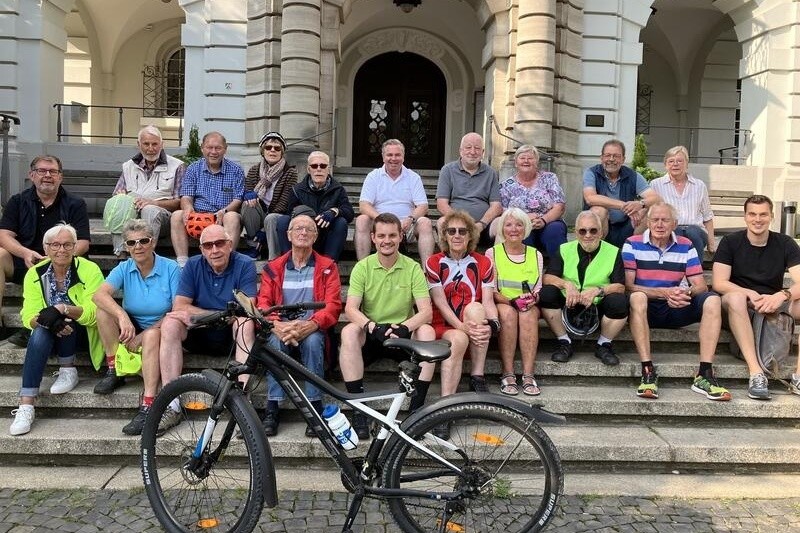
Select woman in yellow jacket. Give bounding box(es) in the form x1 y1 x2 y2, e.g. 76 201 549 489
10 223 104 436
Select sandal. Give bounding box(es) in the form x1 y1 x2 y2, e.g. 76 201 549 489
521 374 541 396
499 373 519 396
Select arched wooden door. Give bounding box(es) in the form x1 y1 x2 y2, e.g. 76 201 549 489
352 52 446 169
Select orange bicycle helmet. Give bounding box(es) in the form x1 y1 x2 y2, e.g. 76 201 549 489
185 212 217 240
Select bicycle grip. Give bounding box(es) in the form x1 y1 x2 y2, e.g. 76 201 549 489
278 302 326 312
190 310 228 327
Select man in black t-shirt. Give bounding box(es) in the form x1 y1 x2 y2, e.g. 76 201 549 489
712 194 800 400
0 155 91 345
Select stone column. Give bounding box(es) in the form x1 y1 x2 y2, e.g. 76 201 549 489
180 0 247 151
245 0 283 154
318 1 341 158
482 9 512 168
279 0 321 158
513 0 557 149
577 0 652 159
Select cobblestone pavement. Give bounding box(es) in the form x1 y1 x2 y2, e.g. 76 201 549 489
0 488 798 532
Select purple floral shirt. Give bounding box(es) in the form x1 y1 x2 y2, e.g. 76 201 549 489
499 171 565 216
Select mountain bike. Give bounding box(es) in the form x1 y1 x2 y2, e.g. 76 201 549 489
140 290 565 533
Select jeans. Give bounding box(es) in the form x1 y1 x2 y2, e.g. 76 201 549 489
276 215 348 261
20 326 78 397
266 330 325 402
675 225 708 261
523 219 567 258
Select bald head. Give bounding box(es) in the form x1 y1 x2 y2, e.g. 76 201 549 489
459 132 484 170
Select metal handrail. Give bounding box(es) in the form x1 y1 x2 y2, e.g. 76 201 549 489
1 113 20 207
487 115 558 170
641 125 751 164
53 103 184 144
285 125 336 148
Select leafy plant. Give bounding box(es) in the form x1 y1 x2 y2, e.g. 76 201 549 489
176 124 202 164
631 134 662 181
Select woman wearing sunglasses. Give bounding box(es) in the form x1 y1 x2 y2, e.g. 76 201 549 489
91 219 180 435
242 131 298 259
10 223 104 436
276 150 354 261
493 144 567 258
485 208 544 396
425 211 500 429
538 211 629 366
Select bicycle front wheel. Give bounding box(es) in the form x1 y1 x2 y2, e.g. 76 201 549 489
141 373 267 533
382 402 563 532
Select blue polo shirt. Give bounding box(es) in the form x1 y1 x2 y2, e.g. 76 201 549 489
181 158 245 212
105 253 181 328
178 251 257 310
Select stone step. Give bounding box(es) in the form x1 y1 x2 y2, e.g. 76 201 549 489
2 415 799 470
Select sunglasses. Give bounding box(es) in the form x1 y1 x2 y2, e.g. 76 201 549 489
445 227 469 236
309 163 328 170
199 239 230 251
577 228 599 236
262 145 283 152
125 237 153 247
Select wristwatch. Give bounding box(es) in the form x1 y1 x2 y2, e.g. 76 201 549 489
782 289 792 301
596 287 605 298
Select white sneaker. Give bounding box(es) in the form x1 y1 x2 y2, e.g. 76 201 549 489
10 405 34 436
50 367 79 394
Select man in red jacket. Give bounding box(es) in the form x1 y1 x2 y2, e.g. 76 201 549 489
256 214 342 436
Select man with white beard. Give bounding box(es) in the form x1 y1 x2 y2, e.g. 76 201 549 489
106 125 184 257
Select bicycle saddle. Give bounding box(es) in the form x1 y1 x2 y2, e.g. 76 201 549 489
383 338 451 363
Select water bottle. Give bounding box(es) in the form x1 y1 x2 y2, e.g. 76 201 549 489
322 404 358 450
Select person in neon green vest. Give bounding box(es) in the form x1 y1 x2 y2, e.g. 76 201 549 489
485 208 544 396
539 211 629 365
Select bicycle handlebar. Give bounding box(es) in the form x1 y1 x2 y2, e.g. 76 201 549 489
190 298 325 328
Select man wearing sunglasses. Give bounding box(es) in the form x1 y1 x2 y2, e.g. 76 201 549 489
539 211 628 365
0 155 91 346
157 224 257 432
106 125 184 259
275 151 354 261
355 139 435 264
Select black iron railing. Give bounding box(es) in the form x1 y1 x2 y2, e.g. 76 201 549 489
53 103 184 144
1 113 20 206
487 115 557 172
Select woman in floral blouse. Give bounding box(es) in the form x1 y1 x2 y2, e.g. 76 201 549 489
494 144 567 258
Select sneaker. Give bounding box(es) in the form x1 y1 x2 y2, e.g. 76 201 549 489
261 410 280 437
305 424 316 438
7 329 29 348
243 246 261 259
636 367 659 399
156 407 182 436
550 340 573 363
594 342 620 366
691 374 732 401
748 373 771 400
432 421 451 441
122 405 150 436
93 368 126 395
9 405 34 436
50 367 79 394
790 374 800 396
469 375 489 393
352 411 370 440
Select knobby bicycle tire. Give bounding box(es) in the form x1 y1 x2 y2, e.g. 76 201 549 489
382 402 563 532
141 373 267 533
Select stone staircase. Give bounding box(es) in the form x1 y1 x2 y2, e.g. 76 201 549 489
1 168 798 478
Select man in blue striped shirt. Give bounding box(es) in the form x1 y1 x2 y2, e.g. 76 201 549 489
623 202 729 402
169 132 245 267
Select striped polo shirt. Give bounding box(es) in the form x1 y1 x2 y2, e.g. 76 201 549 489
621 230 702 288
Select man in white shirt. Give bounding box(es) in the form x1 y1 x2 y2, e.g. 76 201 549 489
354 139 435 264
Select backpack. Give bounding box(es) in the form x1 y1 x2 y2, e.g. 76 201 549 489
102 193 137 233
752 304 795 383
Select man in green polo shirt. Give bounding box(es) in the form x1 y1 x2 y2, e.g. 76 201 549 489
340 212 435 439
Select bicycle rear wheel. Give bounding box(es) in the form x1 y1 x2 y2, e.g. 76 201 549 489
382 402 563 532
141 373 267 533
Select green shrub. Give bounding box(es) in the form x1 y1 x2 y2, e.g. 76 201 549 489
631 134 662 181
176 124 201 164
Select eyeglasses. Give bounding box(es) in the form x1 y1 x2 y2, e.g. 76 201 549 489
125 237 153 247
46 242 75 250
577 228 599 236
601 154 623 161
289 226 318 234
33 168 61 176
262 145 283 152
199 239 230 251
445 227 469 236
308 163 328 170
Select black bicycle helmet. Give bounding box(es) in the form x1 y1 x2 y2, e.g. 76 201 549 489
562 304 599 337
